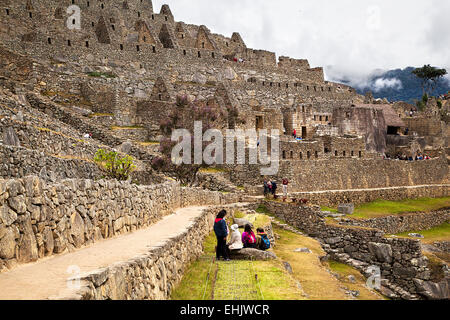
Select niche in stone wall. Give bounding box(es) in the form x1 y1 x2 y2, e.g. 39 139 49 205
195 26 215 51
54 7 64 19
158 24 175 48
150 77 171 102
135 20 156 44
95 16 111 44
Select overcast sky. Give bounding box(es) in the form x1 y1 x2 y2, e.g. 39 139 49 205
152 0 450 85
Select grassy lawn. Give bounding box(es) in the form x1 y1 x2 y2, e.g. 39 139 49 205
273 227 384 300
394 222 450 243
172 213 384 300
348 197 450 219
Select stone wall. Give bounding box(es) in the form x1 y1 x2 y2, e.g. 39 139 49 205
0 175 245 271
229 156 449 193
57 206 221 300
338 209 450 234
289 185 450 207
261 200 449 299
0 176 181 271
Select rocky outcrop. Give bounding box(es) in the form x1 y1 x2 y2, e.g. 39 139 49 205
229 248 277 261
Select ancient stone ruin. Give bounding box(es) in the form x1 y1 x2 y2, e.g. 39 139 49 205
0 0 448 301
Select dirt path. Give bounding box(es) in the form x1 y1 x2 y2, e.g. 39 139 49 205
0 206 207 300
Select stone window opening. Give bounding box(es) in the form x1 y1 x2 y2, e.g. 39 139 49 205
47 37 52 45
335 150 338 157
165 16 168 21
315 151 318 159
67 40 71 46
226 42 229 47
282 151 286 160
152 14 155 20
101 3 104 9
72 0 75 4
325 116 329 122
306 86 309 90
286 84 289 88
120 44 124 50
136 45 140 51
6 8 10 15
314 86 317 91
319 116 323 122
270 82 273 87
343 151 346 157
359 151 362 158
351 151 354 157
29 12 33 18
91 22 95 27
138 12 141 17
158 93 162 101
321 87 324 91
111 25 115 31
183 49 186 55
307 151 311 159
262 82 265 86
299 152 303 160
328 87 331 92
87 1 90 7
202 42 205 49
152 46 156 53
181 34 184 39
85 41 89 48
211 52 215 58
198 51 201 58
302 106 305 113
290 151 293 159
278 83 281 88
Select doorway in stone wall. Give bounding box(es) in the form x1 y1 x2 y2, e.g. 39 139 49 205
302 126 307 139
256 116 264 130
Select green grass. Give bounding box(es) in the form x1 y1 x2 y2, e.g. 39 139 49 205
395 222 450 243
321 206 339 213
87 71 116 78
255 205 270 215
350 197 450 219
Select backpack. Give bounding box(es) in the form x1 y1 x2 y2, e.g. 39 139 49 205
260 235 270 250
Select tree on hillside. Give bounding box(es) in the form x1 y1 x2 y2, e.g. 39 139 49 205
412 65 447 97
151 95 232 186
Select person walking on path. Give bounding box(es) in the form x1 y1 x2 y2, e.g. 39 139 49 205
214 210 230 261
282 178 289 201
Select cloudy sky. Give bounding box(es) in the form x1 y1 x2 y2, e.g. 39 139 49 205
152 0 450 85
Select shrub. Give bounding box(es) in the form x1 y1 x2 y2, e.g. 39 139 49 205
94 149 136 181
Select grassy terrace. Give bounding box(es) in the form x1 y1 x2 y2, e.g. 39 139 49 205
395 222 450 243
171 212 384 300
322 197 450 219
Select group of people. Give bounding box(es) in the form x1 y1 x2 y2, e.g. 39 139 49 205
263 178 289 201
213 210 271 261
384 153 431 161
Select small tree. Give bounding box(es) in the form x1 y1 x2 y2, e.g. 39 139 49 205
151 95 227 186
412 65 447 97
94 149 136 181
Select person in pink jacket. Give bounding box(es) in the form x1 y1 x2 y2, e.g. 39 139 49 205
242 224 257 249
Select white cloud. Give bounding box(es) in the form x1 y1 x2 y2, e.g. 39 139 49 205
152 0 450 81
372 78 403 92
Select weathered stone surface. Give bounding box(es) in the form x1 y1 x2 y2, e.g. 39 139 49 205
368 242 393 263
3 127 20 146
0 206 17 226
338 203 354 215
414 279 450 300
17 233 38 263
294 247 312 253
230 248 277 261
0 228 16 259
233 218 252 228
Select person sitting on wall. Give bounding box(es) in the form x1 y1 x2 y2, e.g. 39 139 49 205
214 210 230 261
242 224 257 249
256 228 271 251
292 129 297 139
228 224 243 251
